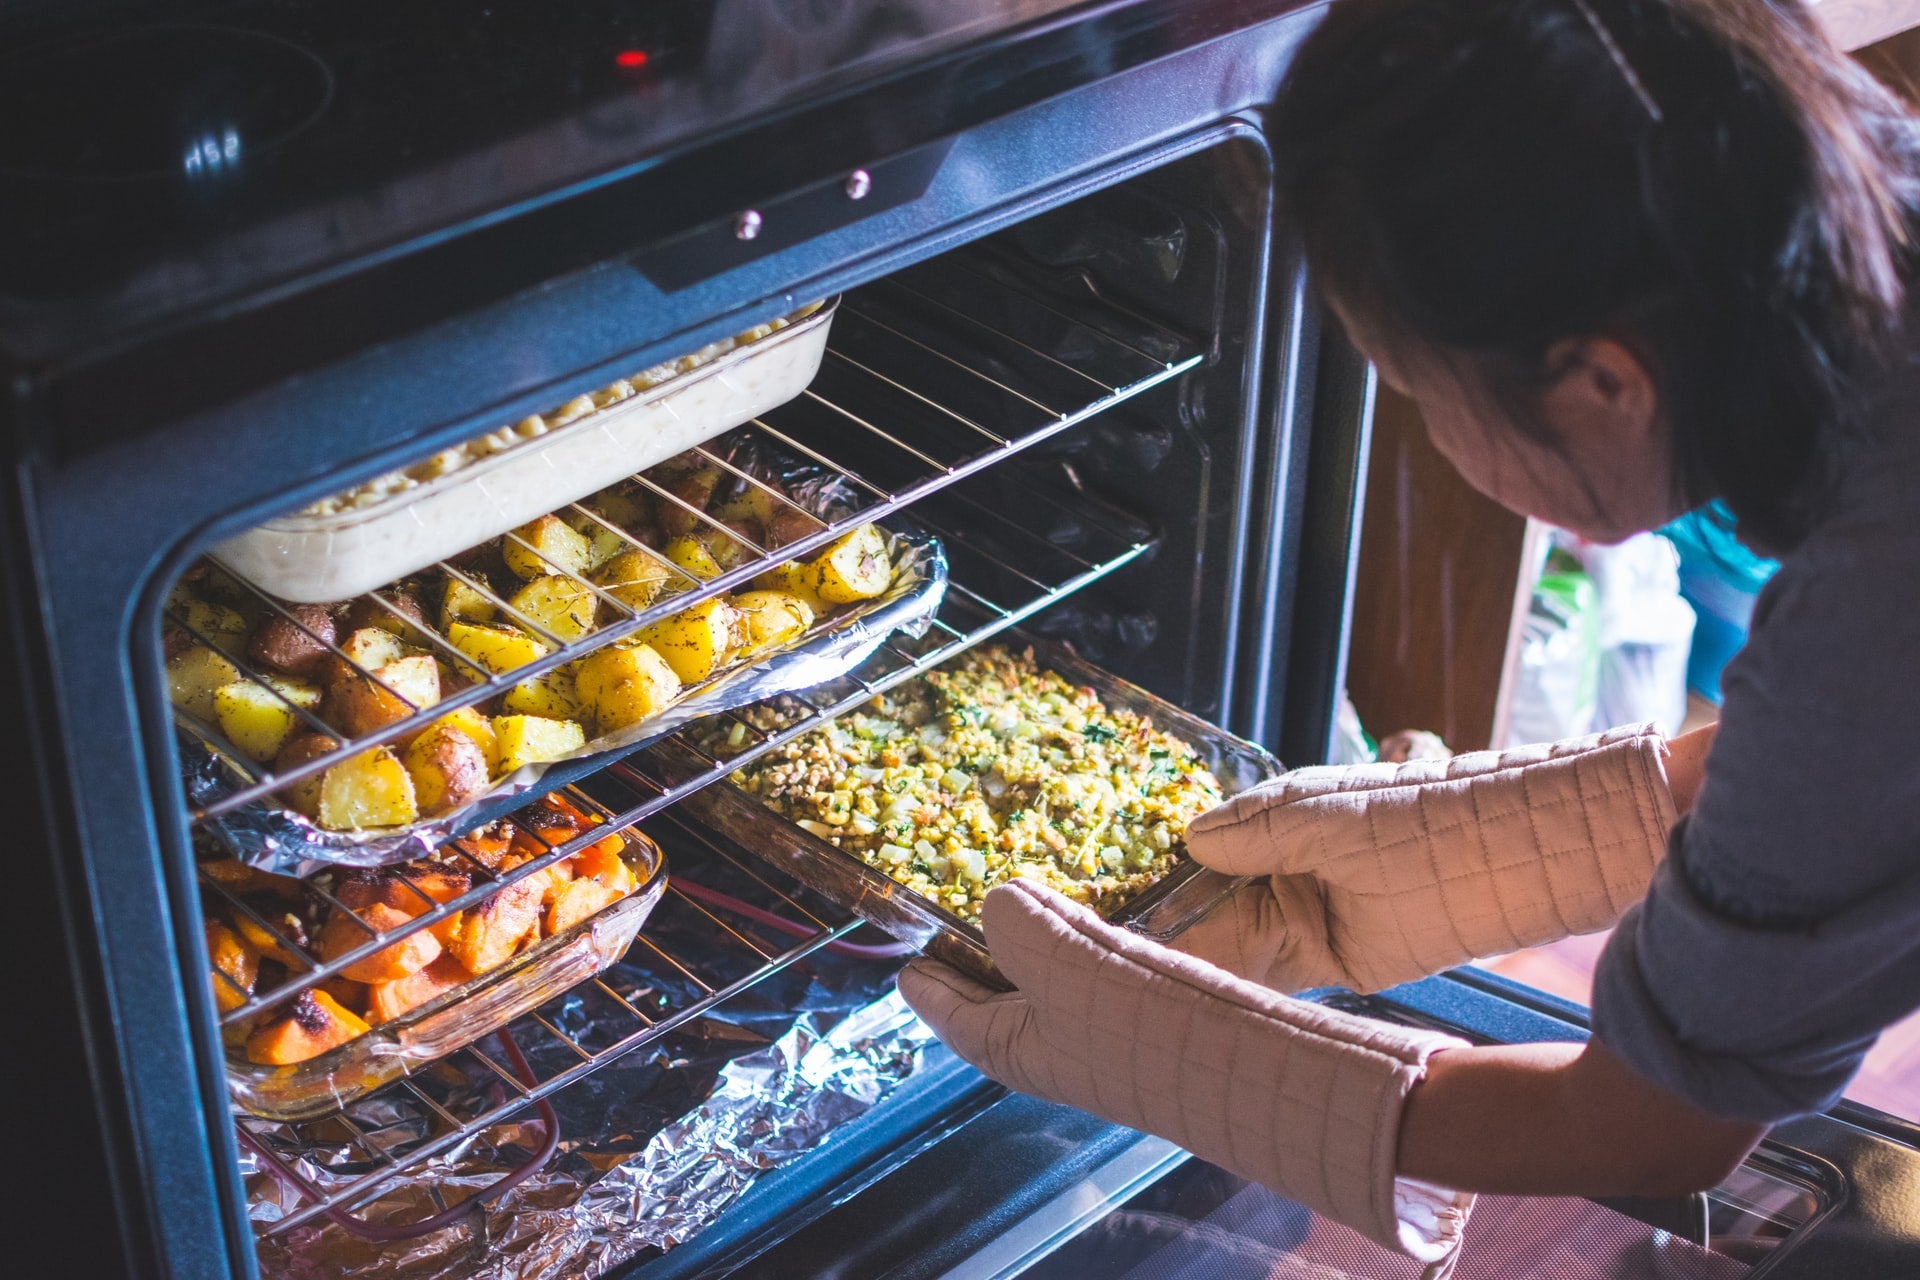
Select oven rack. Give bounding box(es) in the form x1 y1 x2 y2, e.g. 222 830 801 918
241 803 877 1239
209 467 1153 1025
176 274 1202 823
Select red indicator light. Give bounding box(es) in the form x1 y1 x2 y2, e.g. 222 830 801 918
615 49 649 69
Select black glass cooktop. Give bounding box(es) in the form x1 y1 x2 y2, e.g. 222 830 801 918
0 0 1081 365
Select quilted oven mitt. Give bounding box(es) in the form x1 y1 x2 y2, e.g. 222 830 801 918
898 880 1475 1275
1176 724 1679 994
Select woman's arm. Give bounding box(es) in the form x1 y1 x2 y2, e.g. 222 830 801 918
1397 1038 1763 1197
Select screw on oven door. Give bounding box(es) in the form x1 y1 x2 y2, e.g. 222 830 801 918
734 210 763 241
844 169 872 200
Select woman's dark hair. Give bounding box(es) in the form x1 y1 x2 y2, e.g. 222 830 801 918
1273 0 1920 553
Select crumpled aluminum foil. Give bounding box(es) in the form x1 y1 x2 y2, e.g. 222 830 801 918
247 988 937 1279
185 526 946 875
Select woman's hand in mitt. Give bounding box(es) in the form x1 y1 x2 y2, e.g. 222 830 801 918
897 880 1474 1272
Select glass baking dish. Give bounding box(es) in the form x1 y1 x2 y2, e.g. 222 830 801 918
213 299 837 603
678 637 1281 987
221 815 667 1122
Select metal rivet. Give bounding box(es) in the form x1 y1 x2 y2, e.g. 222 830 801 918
844 169 872 200
734 210 763 241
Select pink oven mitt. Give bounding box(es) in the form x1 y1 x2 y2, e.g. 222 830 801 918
1176 724 1679 993
897 879 1476 1277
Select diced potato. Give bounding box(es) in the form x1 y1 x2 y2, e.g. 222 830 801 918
592 548 675 613
179 599 249 656
506 574 597 642
440 577 499 629
580 523 629 573
587 484 652 532
491 715 586 775
213 678 322 762
662 534 722 582
334 626 406 678
730 589 815 656
500 666 585 721
503 514 591 580
247 604 338 679
317 747 420 830
167 645 242 721
274 732 340 817
809 524 891 603
710 484 778 529
424 705 498 772
447 619 550 676
574 643 681 734
326 654 441 739
401 723 492 815
347 591 431 645
654 466 721 537
752 561 834 616
635 597 740 685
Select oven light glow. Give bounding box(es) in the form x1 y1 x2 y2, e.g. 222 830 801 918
615 49 649 69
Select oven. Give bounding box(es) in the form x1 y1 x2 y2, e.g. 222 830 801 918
7 2 1920 1277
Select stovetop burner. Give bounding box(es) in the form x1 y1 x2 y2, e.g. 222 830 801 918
0 25 332 183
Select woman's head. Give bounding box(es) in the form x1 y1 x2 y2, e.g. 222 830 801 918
1274 0 1920 551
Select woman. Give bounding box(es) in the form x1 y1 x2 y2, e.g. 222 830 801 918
898 0 1920 1271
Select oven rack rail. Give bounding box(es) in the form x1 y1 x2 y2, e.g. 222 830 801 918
209 469 1152 1026
242 804 876 1240
176 273 1202 823
233 477 1152 1236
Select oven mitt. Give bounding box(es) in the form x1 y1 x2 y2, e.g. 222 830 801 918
1176 724 1678 994
897 880 1475 1276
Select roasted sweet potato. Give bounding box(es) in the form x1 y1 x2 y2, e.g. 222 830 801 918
401 722 490 816
247 604 337 679
544 877 623 936
318 901 442 984
229 908 310 969
206 922 260 1013
336 868 471 944
446 878 544 975
199 859 305 900
450 820 517 872
365 955 472 1023
244 990 371 1065
568 836 637 896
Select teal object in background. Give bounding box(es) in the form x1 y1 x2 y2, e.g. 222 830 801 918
1660 505 1780 703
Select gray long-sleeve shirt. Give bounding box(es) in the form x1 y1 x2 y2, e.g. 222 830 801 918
1590 353 1920 1123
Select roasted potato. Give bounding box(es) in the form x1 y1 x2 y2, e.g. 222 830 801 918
708 521 760 572
766 504 826 550
503 514 591 580
213 677 323 762
635 597 740 684
592 547 675 612
730 589 815 656
419 705 498 772
577 522 629 573
751 561 834 616
662 534 722 582
573 643 681 734
654 465 721 537
491 714 586 774
506 574 597 642
447 619 550 675
710 483 778 530
317 747 420 830
177 599 249 656
333 625 407 680
809 523 891 603
402 723 492 816
273 733 340 817
440 577 499 629
167 645 243 721
347 591 430 645
500 667 584 721
247 604 337 679
586 483 653 533
325 654 441 739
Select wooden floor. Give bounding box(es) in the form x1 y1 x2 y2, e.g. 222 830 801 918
1477 937 1920 1120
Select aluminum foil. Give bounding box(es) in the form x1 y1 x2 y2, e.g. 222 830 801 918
186 526 947 875
246 988 937 1280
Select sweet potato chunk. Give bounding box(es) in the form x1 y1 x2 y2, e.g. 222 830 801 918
205 922 260 1013
229 908 310 969
318 902 442 984
336 868 471 943
244 990 371 1065
365 955 471 1023
544 877 623 936
568 836 636 896
446 879 544 975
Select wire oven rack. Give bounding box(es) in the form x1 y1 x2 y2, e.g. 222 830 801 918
173 268 1202 823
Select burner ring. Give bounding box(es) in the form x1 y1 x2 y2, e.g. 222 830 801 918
0 24 333 183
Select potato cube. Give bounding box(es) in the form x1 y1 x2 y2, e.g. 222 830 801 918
247 604 338 679
501 667 584 720
317 747 420 830
506 574 597 642
491 715 586 775
586 484 652 532
592 548 675 613
580 522 629 573
809 523 891 603
654 466 720 537
447 619 550 676
730 589 816 656
440 577 499 630
273 732 341 817
574 643 681 734
710 484 778 530
503 515 591 580
424 705 499 772
635 597 740 684
334 625 407 678
179 599 249 656
402 723 492 816
326 654 441 739
662 535 722 582
752 561 834 616
213 678 322 762
167 645 242 721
